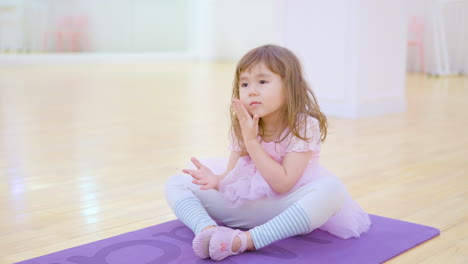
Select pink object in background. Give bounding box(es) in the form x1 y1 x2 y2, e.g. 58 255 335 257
43 15 90 52
407 15 425 73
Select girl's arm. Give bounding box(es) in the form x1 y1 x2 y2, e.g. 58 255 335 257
244 140 313 194
232 98 313 194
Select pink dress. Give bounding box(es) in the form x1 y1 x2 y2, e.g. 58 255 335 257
204 116 371 239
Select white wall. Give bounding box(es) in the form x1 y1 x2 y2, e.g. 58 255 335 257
194 0 278 61
201 0 468 74
82 0 190 53
275 0 350 104
278 0 408 118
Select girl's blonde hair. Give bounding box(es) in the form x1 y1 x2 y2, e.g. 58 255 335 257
230 44 328 149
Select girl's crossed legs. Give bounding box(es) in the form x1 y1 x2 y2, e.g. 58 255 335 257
165 174 345 260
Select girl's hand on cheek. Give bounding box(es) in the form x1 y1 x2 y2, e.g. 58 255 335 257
232 99 259 143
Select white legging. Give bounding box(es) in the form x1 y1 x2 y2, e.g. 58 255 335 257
165 174 346 232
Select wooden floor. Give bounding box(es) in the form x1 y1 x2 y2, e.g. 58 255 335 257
0 62 467 263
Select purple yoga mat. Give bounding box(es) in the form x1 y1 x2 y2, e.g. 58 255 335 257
15 214 439 264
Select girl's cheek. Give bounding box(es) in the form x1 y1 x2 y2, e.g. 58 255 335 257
238 92 247 101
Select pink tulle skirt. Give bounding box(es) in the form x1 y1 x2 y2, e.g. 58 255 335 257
198 156 371 239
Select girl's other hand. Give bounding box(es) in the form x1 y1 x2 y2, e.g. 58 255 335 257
232 98 259 143
182 157 220 190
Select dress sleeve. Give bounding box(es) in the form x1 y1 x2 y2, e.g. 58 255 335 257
285 116 321 153
228 131 243 152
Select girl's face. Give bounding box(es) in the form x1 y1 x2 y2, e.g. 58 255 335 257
238 63 286 123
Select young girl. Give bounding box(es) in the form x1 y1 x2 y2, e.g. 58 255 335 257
165 44 371 261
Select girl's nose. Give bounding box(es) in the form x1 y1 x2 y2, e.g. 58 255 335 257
249 86 259 96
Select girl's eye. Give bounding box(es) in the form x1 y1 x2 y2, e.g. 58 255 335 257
259 80 267 84
240 83 248 88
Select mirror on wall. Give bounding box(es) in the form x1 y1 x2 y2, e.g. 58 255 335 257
0 0 190 53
